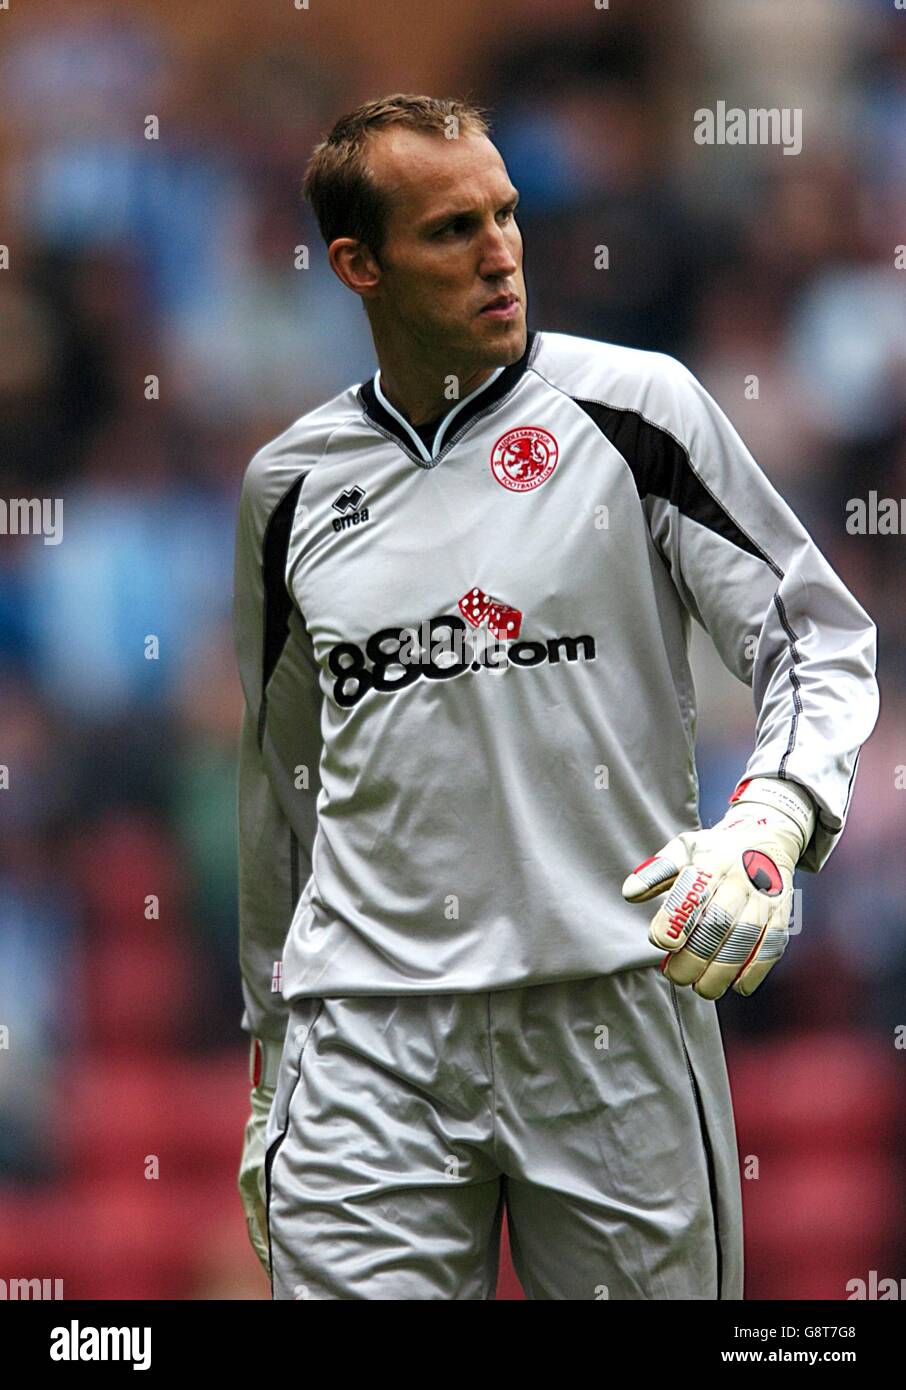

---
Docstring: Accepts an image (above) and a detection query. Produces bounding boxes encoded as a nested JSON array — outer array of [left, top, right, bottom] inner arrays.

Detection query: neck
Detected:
[[369, 314, 506, 426], [376, 360, 497, 428]]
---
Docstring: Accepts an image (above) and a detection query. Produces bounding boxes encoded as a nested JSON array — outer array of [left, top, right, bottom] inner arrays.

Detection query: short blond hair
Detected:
[[302, 93, 492, 262]]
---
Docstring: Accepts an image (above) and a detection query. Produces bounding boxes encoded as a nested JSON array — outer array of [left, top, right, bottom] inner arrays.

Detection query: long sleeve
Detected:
[[233, 452, 323, 1041], [642, 359, 880, 873]]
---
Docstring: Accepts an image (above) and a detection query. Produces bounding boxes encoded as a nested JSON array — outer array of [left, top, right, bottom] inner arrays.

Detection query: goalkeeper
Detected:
[[233, 94, 880, 1300]]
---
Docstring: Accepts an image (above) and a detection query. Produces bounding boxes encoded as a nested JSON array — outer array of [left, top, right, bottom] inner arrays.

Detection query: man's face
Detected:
[[363, 128, 527, 370]]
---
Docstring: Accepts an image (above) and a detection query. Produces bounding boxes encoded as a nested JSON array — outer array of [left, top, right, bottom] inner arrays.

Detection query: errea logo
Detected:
[[332, 485, 370, 533]]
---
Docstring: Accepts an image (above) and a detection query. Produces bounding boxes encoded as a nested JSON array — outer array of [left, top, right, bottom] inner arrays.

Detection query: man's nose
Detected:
[[479, 223, 518, 277]]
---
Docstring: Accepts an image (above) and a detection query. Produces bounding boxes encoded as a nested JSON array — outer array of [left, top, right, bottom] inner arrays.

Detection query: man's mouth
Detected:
[[479, 295, 520, 319]]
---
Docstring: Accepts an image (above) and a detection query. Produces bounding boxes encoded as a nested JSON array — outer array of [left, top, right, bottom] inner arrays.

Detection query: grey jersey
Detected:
[[233, 329, 880, 1040]]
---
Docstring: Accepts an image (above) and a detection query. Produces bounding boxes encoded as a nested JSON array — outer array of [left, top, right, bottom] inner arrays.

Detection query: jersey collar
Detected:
[[358, 328, 538, 466]]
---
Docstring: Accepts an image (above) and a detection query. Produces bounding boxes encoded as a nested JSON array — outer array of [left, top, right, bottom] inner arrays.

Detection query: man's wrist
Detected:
[[728, 775, 817, 856]]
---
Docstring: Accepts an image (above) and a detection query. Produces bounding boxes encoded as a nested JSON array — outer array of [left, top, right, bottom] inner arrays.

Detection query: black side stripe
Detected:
[[290, 826, 300, 907], [263, 1128, 284, 1298], [257, 475, 306, 750], [573, 397, 779, 571], [839, 747, 862, 828], [263, 1001, 326, 1299], [669, 981, 724, 1299]]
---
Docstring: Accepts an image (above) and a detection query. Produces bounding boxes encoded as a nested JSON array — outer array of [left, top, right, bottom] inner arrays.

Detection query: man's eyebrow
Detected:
[[422, 189, 520, 232]]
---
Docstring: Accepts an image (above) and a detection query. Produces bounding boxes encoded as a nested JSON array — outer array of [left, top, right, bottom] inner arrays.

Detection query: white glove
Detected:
[[621, 777, 816, 1000], [237, 1037, 282, 1278]]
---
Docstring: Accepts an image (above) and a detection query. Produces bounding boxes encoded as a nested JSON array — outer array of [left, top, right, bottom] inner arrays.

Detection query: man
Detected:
[[233, 94, 879, 1300]]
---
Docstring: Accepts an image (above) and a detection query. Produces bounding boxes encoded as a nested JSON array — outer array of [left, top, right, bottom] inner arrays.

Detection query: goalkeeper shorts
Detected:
[[264, 964, 744, 1300]]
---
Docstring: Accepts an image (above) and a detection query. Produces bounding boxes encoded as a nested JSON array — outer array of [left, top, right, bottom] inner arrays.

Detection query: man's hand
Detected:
[[621, 777, 816, 1000], [237, 1038, 281, 1279]]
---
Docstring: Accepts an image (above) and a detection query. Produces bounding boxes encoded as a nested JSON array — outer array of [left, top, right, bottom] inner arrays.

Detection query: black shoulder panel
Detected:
[[574, 397, 768, 563]]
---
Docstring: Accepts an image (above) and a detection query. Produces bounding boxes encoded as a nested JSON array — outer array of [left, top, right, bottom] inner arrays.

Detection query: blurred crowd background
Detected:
[[0, 0, 904, 1300]]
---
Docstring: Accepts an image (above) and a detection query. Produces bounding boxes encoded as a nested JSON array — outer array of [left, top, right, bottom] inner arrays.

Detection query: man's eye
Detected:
[[434, 208, 515, 237]]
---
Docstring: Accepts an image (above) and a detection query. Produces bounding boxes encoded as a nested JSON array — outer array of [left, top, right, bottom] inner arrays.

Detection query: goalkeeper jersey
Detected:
[[233, 328, 880, 1040]]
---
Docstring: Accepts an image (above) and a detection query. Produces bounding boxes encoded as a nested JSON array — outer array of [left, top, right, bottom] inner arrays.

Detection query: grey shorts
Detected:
[[264, 966, 744, 1300]]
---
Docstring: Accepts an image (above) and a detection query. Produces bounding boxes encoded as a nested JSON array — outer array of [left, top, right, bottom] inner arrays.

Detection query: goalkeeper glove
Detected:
[[237, 1037, 282, 1279], [621, 776, 816, 1000]]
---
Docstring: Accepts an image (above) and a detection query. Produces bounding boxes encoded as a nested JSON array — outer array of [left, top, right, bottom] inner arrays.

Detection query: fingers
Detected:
[[648, 861, 745, 954], [661, 909, 788, 999], [670, 934, 763, 999], [622, 857, 678, 903], [625, 832, 793, 1000], [651, 867, 788, 998], [661, 937, 753, 997], [621, 835, 692, 903], [731, 925, 788, 996]]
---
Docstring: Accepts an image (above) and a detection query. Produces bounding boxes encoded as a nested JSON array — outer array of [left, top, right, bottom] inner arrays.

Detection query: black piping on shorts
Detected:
[[668, 981, 724, 1300], [264, 1000, 326, 1298]]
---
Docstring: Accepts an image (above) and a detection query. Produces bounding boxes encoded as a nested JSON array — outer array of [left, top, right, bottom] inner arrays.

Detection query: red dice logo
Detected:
[[458, 587, 522, 639]]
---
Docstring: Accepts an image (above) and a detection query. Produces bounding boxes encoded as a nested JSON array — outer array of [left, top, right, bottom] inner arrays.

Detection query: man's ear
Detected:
[[328, 237, 382, 299]]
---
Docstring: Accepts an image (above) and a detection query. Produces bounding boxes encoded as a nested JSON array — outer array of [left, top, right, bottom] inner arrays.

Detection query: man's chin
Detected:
[[472, 312, 527, 364]]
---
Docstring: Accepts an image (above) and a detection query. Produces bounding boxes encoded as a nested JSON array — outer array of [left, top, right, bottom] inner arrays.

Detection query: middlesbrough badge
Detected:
[[490, 426, 559, 492]]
